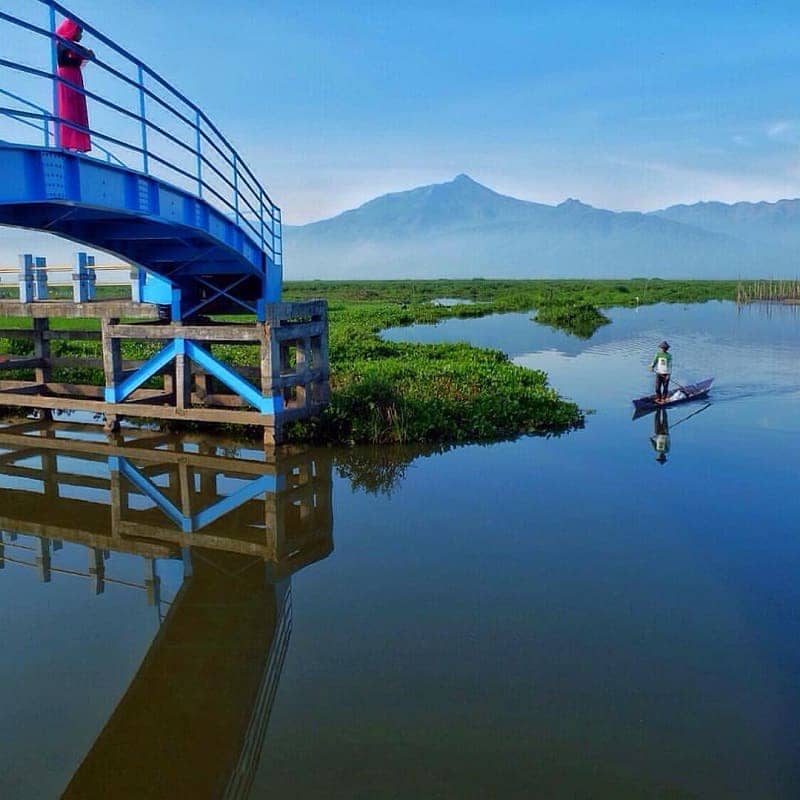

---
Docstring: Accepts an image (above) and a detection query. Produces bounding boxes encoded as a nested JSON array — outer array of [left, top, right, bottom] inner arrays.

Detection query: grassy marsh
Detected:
[[0, 279, 739, 445]]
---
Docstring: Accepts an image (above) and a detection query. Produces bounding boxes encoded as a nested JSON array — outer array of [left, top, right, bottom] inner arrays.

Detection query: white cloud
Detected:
[[766, 120, 800, 143]]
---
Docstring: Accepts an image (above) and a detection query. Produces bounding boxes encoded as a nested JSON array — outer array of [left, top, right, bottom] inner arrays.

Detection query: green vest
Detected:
[[652, 351, 672, 375]]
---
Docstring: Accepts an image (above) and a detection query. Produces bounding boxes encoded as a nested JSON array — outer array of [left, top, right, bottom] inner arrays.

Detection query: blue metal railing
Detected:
[[0, 87, 125, 165], [0, 0, 282, 269]]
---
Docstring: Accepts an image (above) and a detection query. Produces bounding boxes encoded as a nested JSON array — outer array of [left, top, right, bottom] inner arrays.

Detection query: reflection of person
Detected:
[[649, 340, 672, 403], [55, 19, 94, 152], [650, 407, 670, 464]]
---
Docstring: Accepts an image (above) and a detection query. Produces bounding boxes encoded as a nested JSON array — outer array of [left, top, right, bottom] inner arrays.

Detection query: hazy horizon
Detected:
[[3, 0, 800, 226], [3, 171, 800, 273]]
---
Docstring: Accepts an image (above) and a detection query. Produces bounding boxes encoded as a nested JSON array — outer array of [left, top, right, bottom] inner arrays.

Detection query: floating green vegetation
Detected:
[[0, 279, 740, 446], [533, 302, 611, 339]]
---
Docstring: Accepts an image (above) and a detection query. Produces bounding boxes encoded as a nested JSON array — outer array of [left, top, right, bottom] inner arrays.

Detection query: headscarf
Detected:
[[56, 18, 82, 42]]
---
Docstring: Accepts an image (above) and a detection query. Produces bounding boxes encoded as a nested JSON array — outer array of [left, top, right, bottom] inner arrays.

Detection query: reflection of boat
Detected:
[[632, 377, 714, 418], [0, 420, 333, 800]]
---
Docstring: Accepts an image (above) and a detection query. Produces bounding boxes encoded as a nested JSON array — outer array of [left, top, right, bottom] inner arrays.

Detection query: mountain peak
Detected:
[[452, 173, 478, 185], [558, 197, 591, 209]]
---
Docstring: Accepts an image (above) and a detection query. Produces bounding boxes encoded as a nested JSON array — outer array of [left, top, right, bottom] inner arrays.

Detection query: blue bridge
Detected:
[[0, 0, 282, 321], [0, 2, 328, 441]]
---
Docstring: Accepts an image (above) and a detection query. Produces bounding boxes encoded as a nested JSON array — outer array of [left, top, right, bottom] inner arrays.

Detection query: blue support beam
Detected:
[[106, 340, 181, 403], [185, 342, 280, 414], [102, 335, 280, 413]]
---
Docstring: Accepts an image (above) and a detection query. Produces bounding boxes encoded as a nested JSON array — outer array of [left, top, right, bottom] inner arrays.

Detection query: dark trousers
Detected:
[[655, 373, 670, 399]]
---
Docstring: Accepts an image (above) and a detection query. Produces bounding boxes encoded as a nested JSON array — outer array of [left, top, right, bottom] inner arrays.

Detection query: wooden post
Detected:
[[33, 318, 52, 420], [191, 343, 211, 404], [101, 318, 122, 432], [261, 322, 283, 446], [33, 318, 51, 384], [295, 336, 308, 408], [175, 345, 191, 414], [311, 334, 331, 404]]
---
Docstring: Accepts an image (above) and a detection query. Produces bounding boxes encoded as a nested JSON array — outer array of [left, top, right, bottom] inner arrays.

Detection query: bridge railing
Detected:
[[0, 0, 282, 271]]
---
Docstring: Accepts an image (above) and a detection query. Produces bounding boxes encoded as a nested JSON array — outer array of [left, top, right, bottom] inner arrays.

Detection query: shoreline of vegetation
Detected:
[[282, 279, 738, 444], [0, 279, 740, 445]]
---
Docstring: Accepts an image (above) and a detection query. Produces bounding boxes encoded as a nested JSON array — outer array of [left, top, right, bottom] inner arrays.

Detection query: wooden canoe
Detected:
[[632, 377, 714, 417]]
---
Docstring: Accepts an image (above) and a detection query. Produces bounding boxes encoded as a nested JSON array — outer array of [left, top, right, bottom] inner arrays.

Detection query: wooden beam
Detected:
[[108, 323, 265, 342], [0, 300, 155, 319]]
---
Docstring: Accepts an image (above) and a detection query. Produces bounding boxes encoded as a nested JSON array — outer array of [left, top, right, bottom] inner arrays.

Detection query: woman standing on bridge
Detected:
[[55, 19, 94, 152]]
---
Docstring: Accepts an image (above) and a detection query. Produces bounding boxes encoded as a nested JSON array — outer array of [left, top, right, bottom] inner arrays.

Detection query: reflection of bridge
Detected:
[[0, 420, 334, 799]]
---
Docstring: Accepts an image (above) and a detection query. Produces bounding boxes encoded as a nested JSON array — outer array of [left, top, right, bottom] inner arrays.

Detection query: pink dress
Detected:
[[55, 19, 91, 152]]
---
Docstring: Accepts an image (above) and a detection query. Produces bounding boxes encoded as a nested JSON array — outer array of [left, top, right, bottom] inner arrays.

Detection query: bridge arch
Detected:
[[0, 0, 282, 320]]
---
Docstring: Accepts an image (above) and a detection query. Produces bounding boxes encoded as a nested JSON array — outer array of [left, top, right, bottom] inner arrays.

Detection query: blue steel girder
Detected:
[[104, 337, 281, 414], [0, 144, 278, 318]]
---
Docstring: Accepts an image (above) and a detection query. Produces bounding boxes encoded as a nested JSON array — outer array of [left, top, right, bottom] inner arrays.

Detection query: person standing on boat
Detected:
[[650, 407, 670, 464], [55, 18, 94, 153], [650, 341, 672, 403]]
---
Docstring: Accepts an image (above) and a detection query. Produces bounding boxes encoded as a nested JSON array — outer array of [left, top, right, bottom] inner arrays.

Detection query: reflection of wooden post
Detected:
[[178, 458, 192, 518], [102, 318, 122, 433], [109, 462, 123, 539], [182, 546, 193, 579], [264, 493, 285, 563], [0, 535, 4, 570], [42, 443, 58, 499], [37, 538, 51, 583], [144, 558, 160, 606], [198, 442, 217, 501], [89, 547, 105, 595]]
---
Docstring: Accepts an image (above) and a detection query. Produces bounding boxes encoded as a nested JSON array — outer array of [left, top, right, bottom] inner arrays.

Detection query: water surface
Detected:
[[2, 301, 800, 799]]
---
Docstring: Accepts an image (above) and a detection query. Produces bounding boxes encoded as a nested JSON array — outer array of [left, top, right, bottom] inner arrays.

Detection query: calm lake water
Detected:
[[2, 301, 800, 799]]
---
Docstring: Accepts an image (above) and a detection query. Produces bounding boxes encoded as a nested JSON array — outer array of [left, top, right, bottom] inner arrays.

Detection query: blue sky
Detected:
[[8, 1, 800, 223]]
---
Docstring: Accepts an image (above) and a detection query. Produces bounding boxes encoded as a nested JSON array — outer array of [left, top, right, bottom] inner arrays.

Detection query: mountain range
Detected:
[[284, 174, 800, 279], [2, 174, 799, 279]]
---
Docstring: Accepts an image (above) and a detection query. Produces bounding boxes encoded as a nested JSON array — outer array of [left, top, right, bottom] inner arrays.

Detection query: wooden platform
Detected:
[[0, 300, 330, 443]]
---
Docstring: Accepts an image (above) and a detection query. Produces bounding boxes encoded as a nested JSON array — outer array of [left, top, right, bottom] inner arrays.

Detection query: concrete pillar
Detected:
[[18, 254, 34, 303], [33, 257, 48, 300], [73, 252, 97, 302]]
